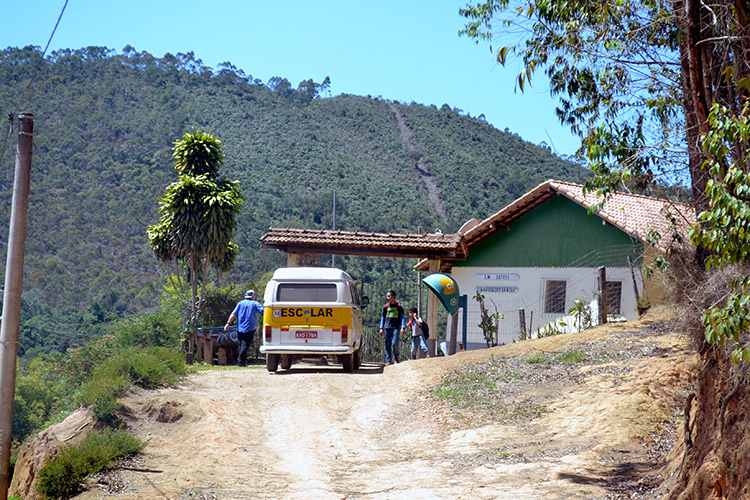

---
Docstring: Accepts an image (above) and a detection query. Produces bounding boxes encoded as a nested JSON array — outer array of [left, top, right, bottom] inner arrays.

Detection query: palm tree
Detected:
[[147, 130, 243, 327]]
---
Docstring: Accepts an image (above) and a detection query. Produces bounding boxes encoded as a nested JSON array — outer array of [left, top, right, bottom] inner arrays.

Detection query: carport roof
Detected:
[[260, 227, 464, 259]]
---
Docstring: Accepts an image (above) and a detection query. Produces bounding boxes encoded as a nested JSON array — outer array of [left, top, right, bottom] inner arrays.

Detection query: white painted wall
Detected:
[[448, 266, 643, 348]]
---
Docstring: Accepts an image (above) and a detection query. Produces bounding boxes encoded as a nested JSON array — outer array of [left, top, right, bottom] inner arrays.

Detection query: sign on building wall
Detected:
[[475, 286, 519, 294], [476, 273, 520, 281]]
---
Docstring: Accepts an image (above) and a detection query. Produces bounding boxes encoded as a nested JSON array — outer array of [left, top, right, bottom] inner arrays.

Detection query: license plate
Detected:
[[295, 331, 318, 339]]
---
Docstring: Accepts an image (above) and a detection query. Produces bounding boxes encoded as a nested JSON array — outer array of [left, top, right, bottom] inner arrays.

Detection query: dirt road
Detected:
[[73, 310, 698, 500]]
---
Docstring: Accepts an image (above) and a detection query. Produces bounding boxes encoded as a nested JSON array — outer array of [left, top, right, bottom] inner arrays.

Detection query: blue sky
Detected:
[[2, 0, 582, 156]]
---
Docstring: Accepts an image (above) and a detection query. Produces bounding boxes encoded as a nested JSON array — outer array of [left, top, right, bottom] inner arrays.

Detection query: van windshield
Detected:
[[277, 283, 338, 302]]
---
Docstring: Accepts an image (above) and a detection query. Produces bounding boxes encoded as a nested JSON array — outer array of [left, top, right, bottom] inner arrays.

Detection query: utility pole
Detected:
[[331, 190, 336, 268], [0, 113, 33, 500]]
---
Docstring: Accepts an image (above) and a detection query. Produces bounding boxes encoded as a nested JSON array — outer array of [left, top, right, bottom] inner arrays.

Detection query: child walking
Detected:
[[407, 307, 431, 360]]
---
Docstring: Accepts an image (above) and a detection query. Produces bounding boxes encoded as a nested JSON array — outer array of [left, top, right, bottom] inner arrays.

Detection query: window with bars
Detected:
[[544, 280, 567, 314], [606, 281, 622, 315]]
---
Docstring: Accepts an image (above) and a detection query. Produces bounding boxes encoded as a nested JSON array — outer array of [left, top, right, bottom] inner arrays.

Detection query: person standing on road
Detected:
[[225, 289, 264, 367], [407, 307, 430, 360], [379, 290, 405, 365]]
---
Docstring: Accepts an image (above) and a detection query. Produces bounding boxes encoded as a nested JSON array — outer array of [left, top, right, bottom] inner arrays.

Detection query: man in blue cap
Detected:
[[225, 290, 264, 367]]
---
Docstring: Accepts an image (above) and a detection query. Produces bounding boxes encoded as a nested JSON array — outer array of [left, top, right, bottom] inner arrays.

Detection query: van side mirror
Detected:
[[361, 296, 370, 309]]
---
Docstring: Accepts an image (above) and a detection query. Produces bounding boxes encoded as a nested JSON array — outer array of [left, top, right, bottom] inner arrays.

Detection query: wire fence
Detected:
[[458, 244, 649, 348], [359, 279, 422, 364]]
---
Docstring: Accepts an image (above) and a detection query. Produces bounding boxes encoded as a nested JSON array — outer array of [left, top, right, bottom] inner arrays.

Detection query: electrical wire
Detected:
[[0, 0, 69, 166]]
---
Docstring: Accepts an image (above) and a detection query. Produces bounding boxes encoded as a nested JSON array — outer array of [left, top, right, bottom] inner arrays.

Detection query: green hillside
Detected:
[[0, 46, 588, 354]]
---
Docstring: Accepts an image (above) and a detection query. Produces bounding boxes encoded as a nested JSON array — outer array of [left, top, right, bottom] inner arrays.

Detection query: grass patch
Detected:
[[524, 353, 552, 366], [496, 368, 520, 382], [432, 369, 496, 408], [431, 358, 526, 412], [554, 350, 588, 364], [36, 428, 144, 499]]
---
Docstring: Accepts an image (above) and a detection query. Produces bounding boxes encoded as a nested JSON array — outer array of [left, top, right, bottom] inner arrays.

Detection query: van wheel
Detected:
[[341, 353, 354, 373], [353, 349, 361, 370], [266, 354, 280, 372], [280, 355, 292, 370]]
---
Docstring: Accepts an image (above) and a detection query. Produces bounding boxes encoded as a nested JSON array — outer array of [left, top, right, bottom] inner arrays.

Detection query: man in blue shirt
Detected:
[[225, 290, 264, 367]]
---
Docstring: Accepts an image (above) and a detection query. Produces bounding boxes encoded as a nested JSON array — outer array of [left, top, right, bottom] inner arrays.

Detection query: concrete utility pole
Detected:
[[0, 113, 33, 500]]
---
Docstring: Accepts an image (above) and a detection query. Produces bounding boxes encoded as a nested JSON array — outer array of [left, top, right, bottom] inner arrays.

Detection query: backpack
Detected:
[[420, 318, 430, 339]]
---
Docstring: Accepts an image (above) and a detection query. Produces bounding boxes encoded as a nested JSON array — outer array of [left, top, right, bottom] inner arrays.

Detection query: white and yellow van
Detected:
[[260, 267, 369, 372]]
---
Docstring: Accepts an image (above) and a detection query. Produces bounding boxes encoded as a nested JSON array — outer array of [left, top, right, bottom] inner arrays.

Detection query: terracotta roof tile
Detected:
[[260, 227, 460, 258], [463, 179, 696, 254]]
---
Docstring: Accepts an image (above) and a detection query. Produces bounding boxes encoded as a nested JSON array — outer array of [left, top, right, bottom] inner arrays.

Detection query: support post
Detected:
[[460, 295, 468, 351], [598, 266, 608, 325], [519, 309, 527, 339], [286, 253, 301, 267], [449, 313, 459, 355], [426, 259, 440, 356], [0, 113, 34, 500]]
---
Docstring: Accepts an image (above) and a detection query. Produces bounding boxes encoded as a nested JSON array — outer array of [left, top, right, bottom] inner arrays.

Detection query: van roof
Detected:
[[270, 267, 355, 282]]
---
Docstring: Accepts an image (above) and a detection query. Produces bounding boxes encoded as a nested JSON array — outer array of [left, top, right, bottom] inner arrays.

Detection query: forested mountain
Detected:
[[0, 45, 588, 354]]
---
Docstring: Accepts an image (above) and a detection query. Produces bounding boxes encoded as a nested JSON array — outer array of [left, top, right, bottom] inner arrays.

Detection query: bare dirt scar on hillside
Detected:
[[73, 310, 698, 500]]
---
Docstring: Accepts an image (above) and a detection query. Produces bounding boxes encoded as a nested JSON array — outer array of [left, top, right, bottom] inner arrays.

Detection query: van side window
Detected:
[[277, 283, 338, 302]]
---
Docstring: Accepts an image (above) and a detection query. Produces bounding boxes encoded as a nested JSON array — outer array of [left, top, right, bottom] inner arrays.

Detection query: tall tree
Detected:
[[147, 130, 243, 327]]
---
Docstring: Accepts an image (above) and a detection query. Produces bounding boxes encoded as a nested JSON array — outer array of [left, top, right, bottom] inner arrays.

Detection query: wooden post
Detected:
[[519, 309, 527, 338], [203, 338, 214, 365], [598, 266, 608, 325], [528, 310, 534, 337], [186, 332, 195, 365], [0, 113, 34, 500], [449, 313, 459, 355]]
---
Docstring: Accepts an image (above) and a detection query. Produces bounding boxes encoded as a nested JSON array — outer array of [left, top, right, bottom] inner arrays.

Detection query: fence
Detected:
[[359, 279, 423, 364], [456, 246, 648, 348]]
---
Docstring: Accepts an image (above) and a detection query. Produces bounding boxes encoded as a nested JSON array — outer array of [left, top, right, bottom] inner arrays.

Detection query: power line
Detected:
[[0, 0, 69, 166]]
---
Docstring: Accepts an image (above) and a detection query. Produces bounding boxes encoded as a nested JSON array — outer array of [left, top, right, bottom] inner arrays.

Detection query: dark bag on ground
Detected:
[[421, 319, 430, 339]]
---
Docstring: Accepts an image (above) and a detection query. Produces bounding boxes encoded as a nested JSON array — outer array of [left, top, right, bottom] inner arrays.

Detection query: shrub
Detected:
[[62, 335, 119, 386], [80, 374, 130, 424], [109, 305, 181, 348], [36, 429, 144, 499], [13, 355, 74, 441], [197, 283, 246, 327], [82, 346, 187, 422]]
